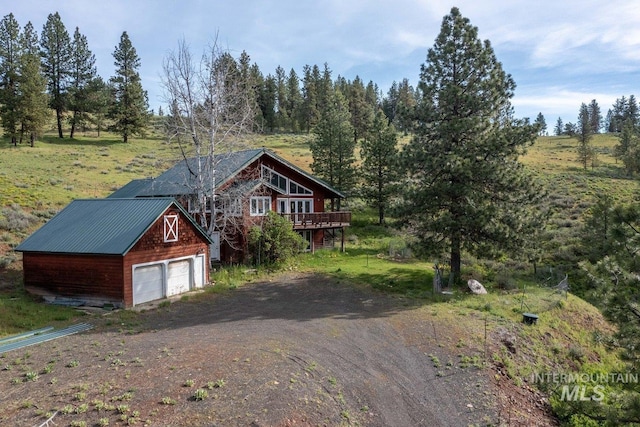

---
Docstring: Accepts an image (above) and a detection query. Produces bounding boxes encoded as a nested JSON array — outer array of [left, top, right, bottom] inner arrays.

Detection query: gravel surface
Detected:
[[0, 272, 500, 426]]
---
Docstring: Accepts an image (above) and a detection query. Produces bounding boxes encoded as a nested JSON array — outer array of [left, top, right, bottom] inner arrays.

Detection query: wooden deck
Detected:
[[280, 211, 351, 230]]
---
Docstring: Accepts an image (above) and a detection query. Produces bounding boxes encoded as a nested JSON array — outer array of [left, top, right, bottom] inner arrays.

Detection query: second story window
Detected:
[[250, 196, 271, 216]]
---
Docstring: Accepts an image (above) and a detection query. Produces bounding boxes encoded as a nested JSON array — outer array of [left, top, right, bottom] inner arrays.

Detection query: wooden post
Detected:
[[341, 227, 345, 252]]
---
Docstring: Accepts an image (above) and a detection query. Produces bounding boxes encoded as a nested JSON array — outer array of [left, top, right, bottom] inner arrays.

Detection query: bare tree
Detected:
[[161, 37, 255, 252]]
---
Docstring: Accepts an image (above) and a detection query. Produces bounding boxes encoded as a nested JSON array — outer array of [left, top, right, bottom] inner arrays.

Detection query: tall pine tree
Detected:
[[19, 21, 49, 146], [40, 12, 71, 138], [360, 109, 399, 224], [398, 7, 544, 283], [109, 31, 148, 142], [310, 88, 355, 210], [0, 13, 21, 144], [68, 26, 96, 138]]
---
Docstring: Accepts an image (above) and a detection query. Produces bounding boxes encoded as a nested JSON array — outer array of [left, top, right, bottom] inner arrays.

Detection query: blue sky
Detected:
[[9, 0, 640, 126]]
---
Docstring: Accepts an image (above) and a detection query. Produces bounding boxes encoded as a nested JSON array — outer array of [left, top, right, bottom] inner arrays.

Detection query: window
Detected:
[[215, 196, 242, 217], [262, 166, 287, 193], [289, 180, 312, 195], [188, 196, 212, 213], [262, 165, 312, 195], [164, 215, 179, 242], [250, 196, 271, 216]]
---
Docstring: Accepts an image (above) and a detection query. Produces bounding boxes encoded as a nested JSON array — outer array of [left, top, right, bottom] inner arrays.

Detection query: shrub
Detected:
[[0, 204, 38, 231], [248, 211, 307, 265]]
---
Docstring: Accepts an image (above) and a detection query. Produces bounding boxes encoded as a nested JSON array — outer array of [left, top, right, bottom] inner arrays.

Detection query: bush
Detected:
[[0, 204, 38, 232], [248, 211, 307, 265]]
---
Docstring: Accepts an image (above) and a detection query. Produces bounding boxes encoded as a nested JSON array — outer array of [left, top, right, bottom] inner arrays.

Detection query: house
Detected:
[[114, 148, 351, 262], [15, 198, 213, 308]]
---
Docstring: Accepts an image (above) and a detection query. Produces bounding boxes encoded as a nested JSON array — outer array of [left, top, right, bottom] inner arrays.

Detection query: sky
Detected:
[[8, 0, 640, 126]]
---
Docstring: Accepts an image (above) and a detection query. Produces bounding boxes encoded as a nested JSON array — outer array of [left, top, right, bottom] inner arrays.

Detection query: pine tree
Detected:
[[40, 12, 71, 138], [394, 78, 416, 134], [286, 68, 302, 132], [347, 75, 373, 144], [534, 112, 547, 135], [68, 26, 96, 138], [360, 109, 399, 224], [109, 31, 148, 142], [18, 21, 49, 146], [554, 117, 563, 136], [274, 66, 288, 131], [310, 88, 355, 210], [397, 7, 545, 283], [587, 99, 602, 134], [0, 13, 21, 144], [576, 103, 594, 169]]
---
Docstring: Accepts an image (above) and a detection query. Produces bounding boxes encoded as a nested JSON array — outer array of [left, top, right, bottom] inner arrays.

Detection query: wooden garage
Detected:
[[16, 198, 212, 308]]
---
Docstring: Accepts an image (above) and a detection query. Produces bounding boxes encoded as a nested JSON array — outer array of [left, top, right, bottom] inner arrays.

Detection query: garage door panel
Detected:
[[133, 264, 163, 305], [167, 260, 191, 297]]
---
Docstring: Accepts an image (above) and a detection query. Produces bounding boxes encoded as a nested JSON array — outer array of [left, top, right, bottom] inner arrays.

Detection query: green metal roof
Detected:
[[107, 178, 154, 198], [15, 198, 212, 255], [109, 148, 345, 199]]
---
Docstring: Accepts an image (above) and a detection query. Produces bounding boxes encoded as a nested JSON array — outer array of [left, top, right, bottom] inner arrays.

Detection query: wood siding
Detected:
[[22, 253, 124, 302]]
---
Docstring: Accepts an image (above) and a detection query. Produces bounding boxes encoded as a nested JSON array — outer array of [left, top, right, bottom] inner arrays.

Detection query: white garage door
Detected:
[[133, 264, 163, 305], [167, 259, 191, 297]]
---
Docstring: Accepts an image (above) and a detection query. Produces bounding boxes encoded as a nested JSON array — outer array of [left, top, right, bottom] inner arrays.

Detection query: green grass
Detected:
[[0, 290, 79, 336]]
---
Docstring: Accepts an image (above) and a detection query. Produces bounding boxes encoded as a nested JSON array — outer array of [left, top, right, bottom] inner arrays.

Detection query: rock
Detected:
[[467, 279, 487, 294]]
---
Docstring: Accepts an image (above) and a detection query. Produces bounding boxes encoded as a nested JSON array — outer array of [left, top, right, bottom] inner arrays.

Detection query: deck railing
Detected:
[[280, 211, 351, 229]]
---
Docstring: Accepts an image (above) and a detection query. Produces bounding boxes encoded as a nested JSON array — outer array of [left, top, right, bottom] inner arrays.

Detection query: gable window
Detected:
[[262, 165, 312, 195], [289, 180, 312, 195], [164, 214, 179, 242], [250, 196, 271, 216]]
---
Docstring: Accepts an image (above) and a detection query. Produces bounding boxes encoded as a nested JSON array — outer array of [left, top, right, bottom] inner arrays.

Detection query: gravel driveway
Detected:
[[0, 272, 497, 426]]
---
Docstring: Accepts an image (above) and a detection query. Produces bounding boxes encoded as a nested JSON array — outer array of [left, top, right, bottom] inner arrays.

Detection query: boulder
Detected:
[[467, 279, 487, 294]]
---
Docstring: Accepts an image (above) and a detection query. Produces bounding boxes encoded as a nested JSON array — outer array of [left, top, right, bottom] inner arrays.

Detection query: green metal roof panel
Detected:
[[107, 178, 154, 198], [137, 149, 264, 197], [16, 198, 185, 255]]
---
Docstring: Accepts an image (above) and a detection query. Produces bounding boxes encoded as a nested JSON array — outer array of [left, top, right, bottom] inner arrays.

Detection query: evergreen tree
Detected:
[[360, 109, 399, 224], [258, 73, 276, 132], [301, 64, 319, 133], [554, 117, 563, 136], [382, 81, 399, 124], [587, 99, 602, 134], [274, 66, 288, 131], [576, 103, 594, 169], [397, 7, 545, 283], [285, 68, 302, 132], [365, 80, 380, 109], [615, 119, 640, 175], [0, 13, 21, 144], [18, 21, 48, 146], [394, 78, 416, 134], [534, 112, 546, 136], [347, 75, 373, 144], [109, 31, 148, 142], [85, 76, 110, 136], [310, 88, 355, 210], [68, 26, 96, 138], [40, 12, 71, 138], [627, 94, 639, 126]]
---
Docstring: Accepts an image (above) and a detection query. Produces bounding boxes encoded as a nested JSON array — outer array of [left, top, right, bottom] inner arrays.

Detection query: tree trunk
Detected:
[[70, 111, 76, 139], [30, 133, 35, 147], [450, 230, 462, 287], [56, 108, 64, 138]]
